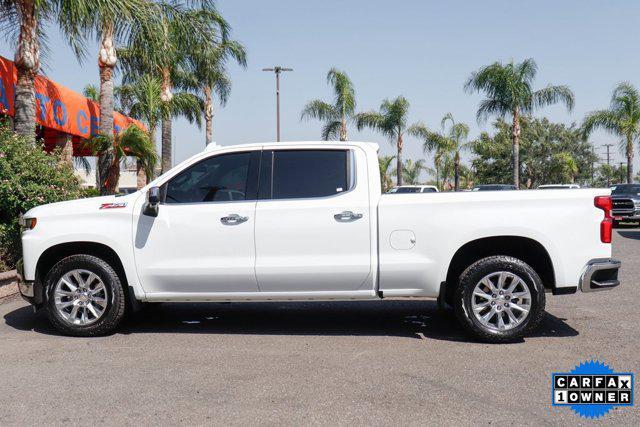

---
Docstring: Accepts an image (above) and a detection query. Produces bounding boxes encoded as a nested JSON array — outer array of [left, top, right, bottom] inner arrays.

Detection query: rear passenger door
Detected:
[[254, 148, 372, 293]]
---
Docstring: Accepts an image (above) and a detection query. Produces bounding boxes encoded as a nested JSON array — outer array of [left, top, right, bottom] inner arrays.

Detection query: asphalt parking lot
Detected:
[[1, 230, 639, 426]]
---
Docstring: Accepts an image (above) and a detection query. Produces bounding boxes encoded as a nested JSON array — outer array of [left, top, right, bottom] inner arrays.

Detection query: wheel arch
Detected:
[[35, 241, 136, 308], [443, 236, 555, 303]]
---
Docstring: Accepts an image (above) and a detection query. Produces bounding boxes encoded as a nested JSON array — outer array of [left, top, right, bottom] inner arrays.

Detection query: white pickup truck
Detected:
[[18, 141, 621, 342]]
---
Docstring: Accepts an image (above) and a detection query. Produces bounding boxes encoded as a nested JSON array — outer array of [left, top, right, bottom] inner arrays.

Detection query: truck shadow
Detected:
[[4, 300, 578, 343]]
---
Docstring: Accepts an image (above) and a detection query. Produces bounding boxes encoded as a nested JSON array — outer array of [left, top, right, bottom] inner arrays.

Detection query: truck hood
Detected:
[[23, 193, 140, 218]]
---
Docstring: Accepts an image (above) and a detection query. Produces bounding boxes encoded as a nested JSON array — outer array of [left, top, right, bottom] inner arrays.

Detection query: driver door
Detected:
[[133, 150, 260, 295]]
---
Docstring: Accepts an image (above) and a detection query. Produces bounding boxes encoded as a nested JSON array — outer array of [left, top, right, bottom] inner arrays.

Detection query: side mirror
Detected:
[[143, 186, 160, 217]]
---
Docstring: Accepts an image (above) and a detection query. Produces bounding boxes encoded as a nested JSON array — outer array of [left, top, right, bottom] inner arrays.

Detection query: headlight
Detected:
[[19, 215, 37, 230]]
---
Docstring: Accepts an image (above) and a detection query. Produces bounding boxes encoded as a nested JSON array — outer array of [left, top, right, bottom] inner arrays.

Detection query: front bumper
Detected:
[[612, 209, 640, 220], [16, 259, 43, 308], [580, 258, 621, 292]]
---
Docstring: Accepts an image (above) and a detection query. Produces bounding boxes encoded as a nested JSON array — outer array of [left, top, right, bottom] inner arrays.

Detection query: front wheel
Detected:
[[44, 255, 126, 336], [453, 256, 545, 343]]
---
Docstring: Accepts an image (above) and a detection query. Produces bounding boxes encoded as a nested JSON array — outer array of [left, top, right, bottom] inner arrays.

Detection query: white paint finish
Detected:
[[377, 188, 612, 296], [132, 199, 259, 294], [254, 146, 373, 292], [20, 194, 142, 297], [20, 140, 612, 305]]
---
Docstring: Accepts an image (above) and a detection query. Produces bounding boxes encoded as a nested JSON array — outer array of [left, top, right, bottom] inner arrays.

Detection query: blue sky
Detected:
[[1, 0, 639, 174]]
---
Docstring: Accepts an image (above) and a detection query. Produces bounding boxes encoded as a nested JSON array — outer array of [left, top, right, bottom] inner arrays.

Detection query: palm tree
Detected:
[[464, 58, 574, 188], [414, 113, 471, 191], [356, 96, 423, 186], [378, 155, 395, 192], [118, 75, 162, 186], [0, 0, 66, 142], [582, 82, 640, 183], [118, 73, 203, 180], [187, 40, 246, 146], [83, 125, 156, 193], [397, 159, 425, 185], [121, 5, 229, 174], [55, 0, 158, 194], [302, 68, 356, 141]]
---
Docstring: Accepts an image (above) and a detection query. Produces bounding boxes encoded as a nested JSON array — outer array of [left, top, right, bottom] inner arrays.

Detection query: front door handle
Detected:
[[220, 214, 248, 225], [334, 211, 363, 222]]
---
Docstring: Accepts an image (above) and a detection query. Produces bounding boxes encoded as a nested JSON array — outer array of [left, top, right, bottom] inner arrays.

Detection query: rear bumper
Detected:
[[580, 258, 621, 292]]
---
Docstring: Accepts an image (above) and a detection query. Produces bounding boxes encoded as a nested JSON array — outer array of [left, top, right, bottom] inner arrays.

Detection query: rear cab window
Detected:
[[260, 149, 353, 200]]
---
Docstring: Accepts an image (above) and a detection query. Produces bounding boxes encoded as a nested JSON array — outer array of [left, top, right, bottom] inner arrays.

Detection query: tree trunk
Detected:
[[454, 151, 460, 191], [435, 161, 440, 191], [339, 115, 347, 141], [149, 123, 161, 178], [396, 133, 403, 186], [511, 107, 521, 189], [13, 1, 39, 143], [161, 117, 172, 174], [626, 134, 634, 184], [204, 85, 213, 146], [160, 68, 173, 174], [137, 124, 156, 189], [97, 25, 117, 195], [147, 124, 159, 179], [56, 133, 73, 167], [136, 162, 146, 189]]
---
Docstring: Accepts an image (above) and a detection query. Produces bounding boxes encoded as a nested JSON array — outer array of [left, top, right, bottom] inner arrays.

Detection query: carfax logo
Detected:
[[552, 360, 634, 418]]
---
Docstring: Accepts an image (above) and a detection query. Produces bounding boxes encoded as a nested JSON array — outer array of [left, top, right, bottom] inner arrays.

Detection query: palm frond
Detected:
[[321, 120, 342, 141], [301, 100, 337, 122], [581, 110, 621, 138], [83, 84, 100, 102], [407, 122, 430, 140], [355, 111, 385, 132], [532, 85, 575, 112]]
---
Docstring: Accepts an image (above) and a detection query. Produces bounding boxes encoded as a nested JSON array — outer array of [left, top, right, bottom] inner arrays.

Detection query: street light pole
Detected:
[[263, 66, 293, 141], [603, 143, 614, 186]]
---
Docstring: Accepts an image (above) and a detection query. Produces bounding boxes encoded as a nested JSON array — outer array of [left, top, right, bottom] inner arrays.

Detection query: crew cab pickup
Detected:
[[18, 141, 621, 342], [611, 183, 640, 225]]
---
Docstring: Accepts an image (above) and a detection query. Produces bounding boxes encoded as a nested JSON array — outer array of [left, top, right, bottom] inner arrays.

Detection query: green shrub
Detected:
[[0, 123, 84, 270]]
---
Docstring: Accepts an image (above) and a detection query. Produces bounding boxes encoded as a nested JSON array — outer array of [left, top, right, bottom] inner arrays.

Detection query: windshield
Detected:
[[611, 184, 640, 195]]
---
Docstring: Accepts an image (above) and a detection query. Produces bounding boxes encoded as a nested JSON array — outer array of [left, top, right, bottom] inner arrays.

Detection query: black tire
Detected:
[[44, 254, 126, 337], [453, 255, 545, 343]]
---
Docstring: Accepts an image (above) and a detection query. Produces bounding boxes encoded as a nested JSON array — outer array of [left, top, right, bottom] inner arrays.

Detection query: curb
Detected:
[[0, 270, 19, 301]]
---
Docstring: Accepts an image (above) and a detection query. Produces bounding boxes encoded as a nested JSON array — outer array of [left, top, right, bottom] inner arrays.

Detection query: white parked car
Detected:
[[389, 185, 439, 193], [18, 141, 620, 342], [538, 184, 581, 189]]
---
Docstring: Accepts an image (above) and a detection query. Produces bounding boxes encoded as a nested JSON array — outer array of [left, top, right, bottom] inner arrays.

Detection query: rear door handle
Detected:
[[334, 211, 363, 222], [220, 214, 248, 225]]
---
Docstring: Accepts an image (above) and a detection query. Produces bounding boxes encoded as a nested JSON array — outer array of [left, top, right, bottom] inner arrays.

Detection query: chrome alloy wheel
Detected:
[[53, 269, 108, 326], [471, 271, 532, 331]]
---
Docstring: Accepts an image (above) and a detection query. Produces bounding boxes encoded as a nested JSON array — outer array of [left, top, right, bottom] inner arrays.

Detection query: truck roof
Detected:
[[204, 140, 380, 152]]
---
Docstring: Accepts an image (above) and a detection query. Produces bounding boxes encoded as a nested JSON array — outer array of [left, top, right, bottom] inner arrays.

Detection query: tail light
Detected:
[[594, 196, 612, 243]]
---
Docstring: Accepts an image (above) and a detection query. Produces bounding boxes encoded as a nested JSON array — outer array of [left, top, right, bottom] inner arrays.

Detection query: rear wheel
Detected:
[[44, 255, 126, 336], [453, 255, 545, 343]]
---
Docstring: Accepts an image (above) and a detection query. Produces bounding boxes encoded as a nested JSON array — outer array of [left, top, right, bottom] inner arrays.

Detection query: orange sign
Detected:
[[0, 55, 144, 138]]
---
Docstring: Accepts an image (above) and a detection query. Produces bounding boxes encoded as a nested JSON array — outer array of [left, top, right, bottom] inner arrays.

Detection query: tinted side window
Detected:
[[422, 188, 437, 193], [165, 152, 252, 203], [271, 150, 348, 199]]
